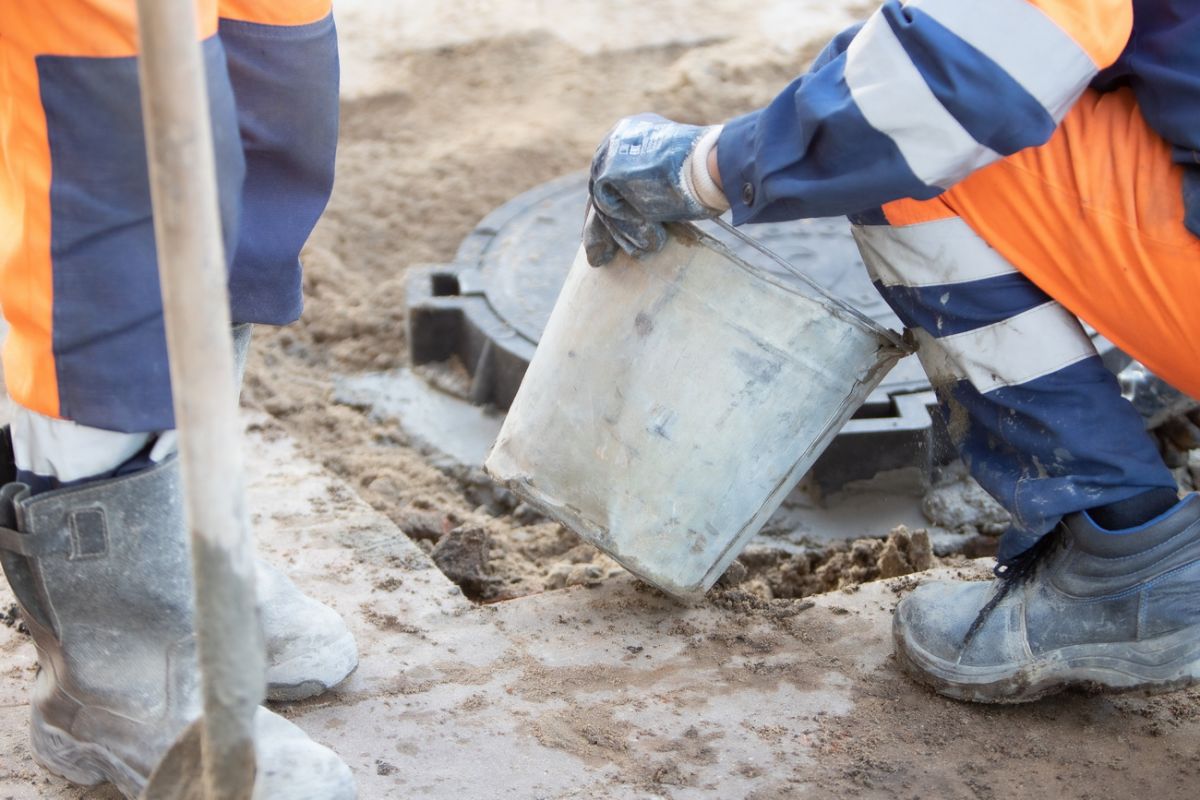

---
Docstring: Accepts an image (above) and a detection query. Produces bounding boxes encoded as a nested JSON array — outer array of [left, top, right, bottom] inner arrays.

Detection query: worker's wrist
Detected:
[[686, 126, 730, 213]]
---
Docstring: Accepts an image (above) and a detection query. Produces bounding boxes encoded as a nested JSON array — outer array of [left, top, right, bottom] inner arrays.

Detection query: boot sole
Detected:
[[266, 629, 359, 702], [894, 618, 1200, 704], [30, 707, 145, 798]]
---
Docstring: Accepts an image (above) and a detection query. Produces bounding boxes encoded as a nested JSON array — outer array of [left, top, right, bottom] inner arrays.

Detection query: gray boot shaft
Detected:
[[233, 322, 253, 389], [0, 457, 202, 783], [0, 450, 357, 798]]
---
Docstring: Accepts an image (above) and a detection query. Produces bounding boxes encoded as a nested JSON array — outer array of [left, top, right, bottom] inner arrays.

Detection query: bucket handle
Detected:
[[707, 218, 909, 352]]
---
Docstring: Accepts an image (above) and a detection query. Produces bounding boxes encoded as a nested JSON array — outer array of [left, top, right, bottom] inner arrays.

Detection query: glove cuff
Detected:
[[685, 126, 730, 213]]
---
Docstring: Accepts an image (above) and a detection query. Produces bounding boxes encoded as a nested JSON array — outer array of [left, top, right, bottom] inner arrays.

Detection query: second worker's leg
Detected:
[[853, 213, 1180, 564], [854, 212, 1200, 703], [217, 0, 340, 326], [213, 0, 355, 703]]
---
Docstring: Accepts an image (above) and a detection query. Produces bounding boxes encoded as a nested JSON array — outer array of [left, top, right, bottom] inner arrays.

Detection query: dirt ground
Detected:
[[241, 7, 861, 601], [221, 4, 1200, 798], [1, 5, 1198, 800]]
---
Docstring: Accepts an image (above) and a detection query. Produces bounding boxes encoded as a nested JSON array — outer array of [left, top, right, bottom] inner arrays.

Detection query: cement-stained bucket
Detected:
[[484, 222, 907, 599]]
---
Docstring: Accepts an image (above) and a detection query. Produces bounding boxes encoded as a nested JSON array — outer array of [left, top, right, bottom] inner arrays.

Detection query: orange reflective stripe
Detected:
[[0, 44, 60, 418], [218, 0, 332, 26], [1024, 0, 1132, 67], [2, 19, 64, 418], [933, 87, 1200, 399], [881, 196, 958, 227], [0, 0, 218, 419], [4, 0, 217, 58]]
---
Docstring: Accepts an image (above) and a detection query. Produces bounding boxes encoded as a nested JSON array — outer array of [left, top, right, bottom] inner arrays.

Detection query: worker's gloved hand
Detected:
[[585, 114, 729, 267]]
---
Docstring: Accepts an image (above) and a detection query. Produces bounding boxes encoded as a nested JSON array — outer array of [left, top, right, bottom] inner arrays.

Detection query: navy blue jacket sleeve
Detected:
[[717, 0, 1128, 225]]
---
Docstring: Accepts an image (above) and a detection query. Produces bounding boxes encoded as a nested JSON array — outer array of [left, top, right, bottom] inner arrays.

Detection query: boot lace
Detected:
[[961, 525, 1063, 648]]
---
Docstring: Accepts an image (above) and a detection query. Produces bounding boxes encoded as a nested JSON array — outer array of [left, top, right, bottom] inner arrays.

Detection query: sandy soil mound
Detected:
[[243, 17, 1200, 604], [242, 31, 831, 598]]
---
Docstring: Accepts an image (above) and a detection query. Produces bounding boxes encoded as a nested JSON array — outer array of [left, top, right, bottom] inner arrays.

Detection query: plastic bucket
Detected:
[[484, 223, 906, 599]]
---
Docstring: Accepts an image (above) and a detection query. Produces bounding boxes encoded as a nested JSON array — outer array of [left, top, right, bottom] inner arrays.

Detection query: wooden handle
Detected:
[[135, 3, 262, 798]]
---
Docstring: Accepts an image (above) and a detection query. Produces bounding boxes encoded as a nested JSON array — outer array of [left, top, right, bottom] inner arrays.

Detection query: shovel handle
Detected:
[[135, 3, 263, 799]]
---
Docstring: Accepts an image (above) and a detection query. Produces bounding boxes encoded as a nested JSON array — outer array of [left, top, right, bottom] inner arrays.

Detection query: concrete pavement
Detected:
[[2, 414, 1199, 799]]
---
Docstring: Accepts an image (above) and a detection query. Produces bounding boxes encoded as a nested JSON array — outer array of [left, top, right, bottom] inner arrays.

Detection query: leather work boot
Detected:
[[0, 457, 356, 798], [894, 495, 1200, 703]]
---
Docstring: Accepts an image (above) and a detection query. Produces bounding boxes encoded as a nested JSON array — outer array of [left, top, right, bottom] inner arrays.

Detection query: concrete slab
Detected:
[[331, 369, 986, 560], [763, 470, 989, 556], [335, 369, 504, 469], [3, 414, 1199, 799]]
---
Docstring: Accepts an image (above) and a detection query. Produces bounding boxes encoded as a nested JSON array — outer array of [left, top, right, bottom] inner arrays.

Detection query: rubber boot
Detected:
[[2, 413, 356, 703], [0, 457, 356, 798], [893, 495, 1200, 703]]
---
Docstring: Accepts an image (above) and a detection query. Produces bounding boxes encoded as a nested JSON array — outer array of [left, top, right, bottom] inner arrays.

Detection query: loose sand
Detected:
[[242, 7, 858, 600], [3, 5, 1199, 799]]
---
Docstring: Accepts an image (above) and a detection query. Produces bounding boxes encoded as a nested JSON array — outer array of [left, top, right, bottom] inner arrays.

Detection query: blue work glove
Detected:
[[584, 114, 729, 266]]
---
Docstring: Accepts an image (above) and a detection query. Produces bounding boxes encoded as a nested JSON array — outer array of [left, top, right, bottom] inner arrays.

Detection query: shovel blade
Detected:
[[140, 719, 255, 800]]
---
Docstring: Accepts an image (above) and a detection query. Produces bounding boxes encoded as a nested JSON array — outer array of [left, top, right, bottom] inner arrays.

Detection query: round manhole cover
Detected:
[[406, 172, 1123, 492], [459, 173, 928, 394]]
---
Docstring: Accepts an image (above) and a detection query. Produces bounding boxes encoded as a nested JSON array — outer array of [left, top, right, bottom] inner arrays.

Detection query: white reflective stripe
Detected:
[[908, 0, 1096, 121], [11, 408, 175, 483], [915, 302, 1097, 394], [853, 218, 1018, 288], [845, 10, 1001, 189]]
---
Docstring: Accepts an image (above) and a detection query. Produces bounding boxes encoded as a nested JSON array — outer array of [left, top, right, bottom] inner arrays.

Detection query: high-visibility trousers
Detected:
[[855, 87, 1192, 560], [0, 0, 339, 432]]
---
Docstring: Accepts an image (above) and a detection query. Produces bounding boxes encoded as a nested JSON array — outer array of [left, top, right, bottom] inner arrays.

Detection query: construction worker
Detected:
[[1, 2, 357, 795], [587, 0, 1200, 703]]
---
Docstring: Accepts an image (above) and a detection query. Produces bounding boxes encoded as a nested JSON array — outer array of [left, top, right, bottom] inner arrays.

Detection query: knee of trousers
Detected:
[[1, 32, 245, 432], [219, 11, 340, 326], [849, 216, 1102, 398], [848, 215, 1176, 538]]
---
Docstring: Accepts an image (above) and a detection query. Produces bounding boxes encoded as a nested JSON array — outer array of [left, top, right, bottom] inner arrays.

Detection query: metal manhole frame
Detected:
[[406, 173, 1130, 494]]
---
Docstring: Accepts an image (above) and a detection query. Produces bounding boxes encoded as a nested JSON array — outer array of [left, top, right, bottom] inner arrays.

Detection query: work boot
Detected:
[[894, 495, 1200, 703], [0, 458, 356, 798], [0, 415, 356, 702]]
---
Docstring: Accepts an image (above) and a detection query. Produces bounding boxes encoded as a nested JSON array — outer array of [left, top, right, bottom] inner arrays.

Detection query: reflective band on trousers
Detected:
[[853, 216, 1018, 288], [11, 408, 176, 483]]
